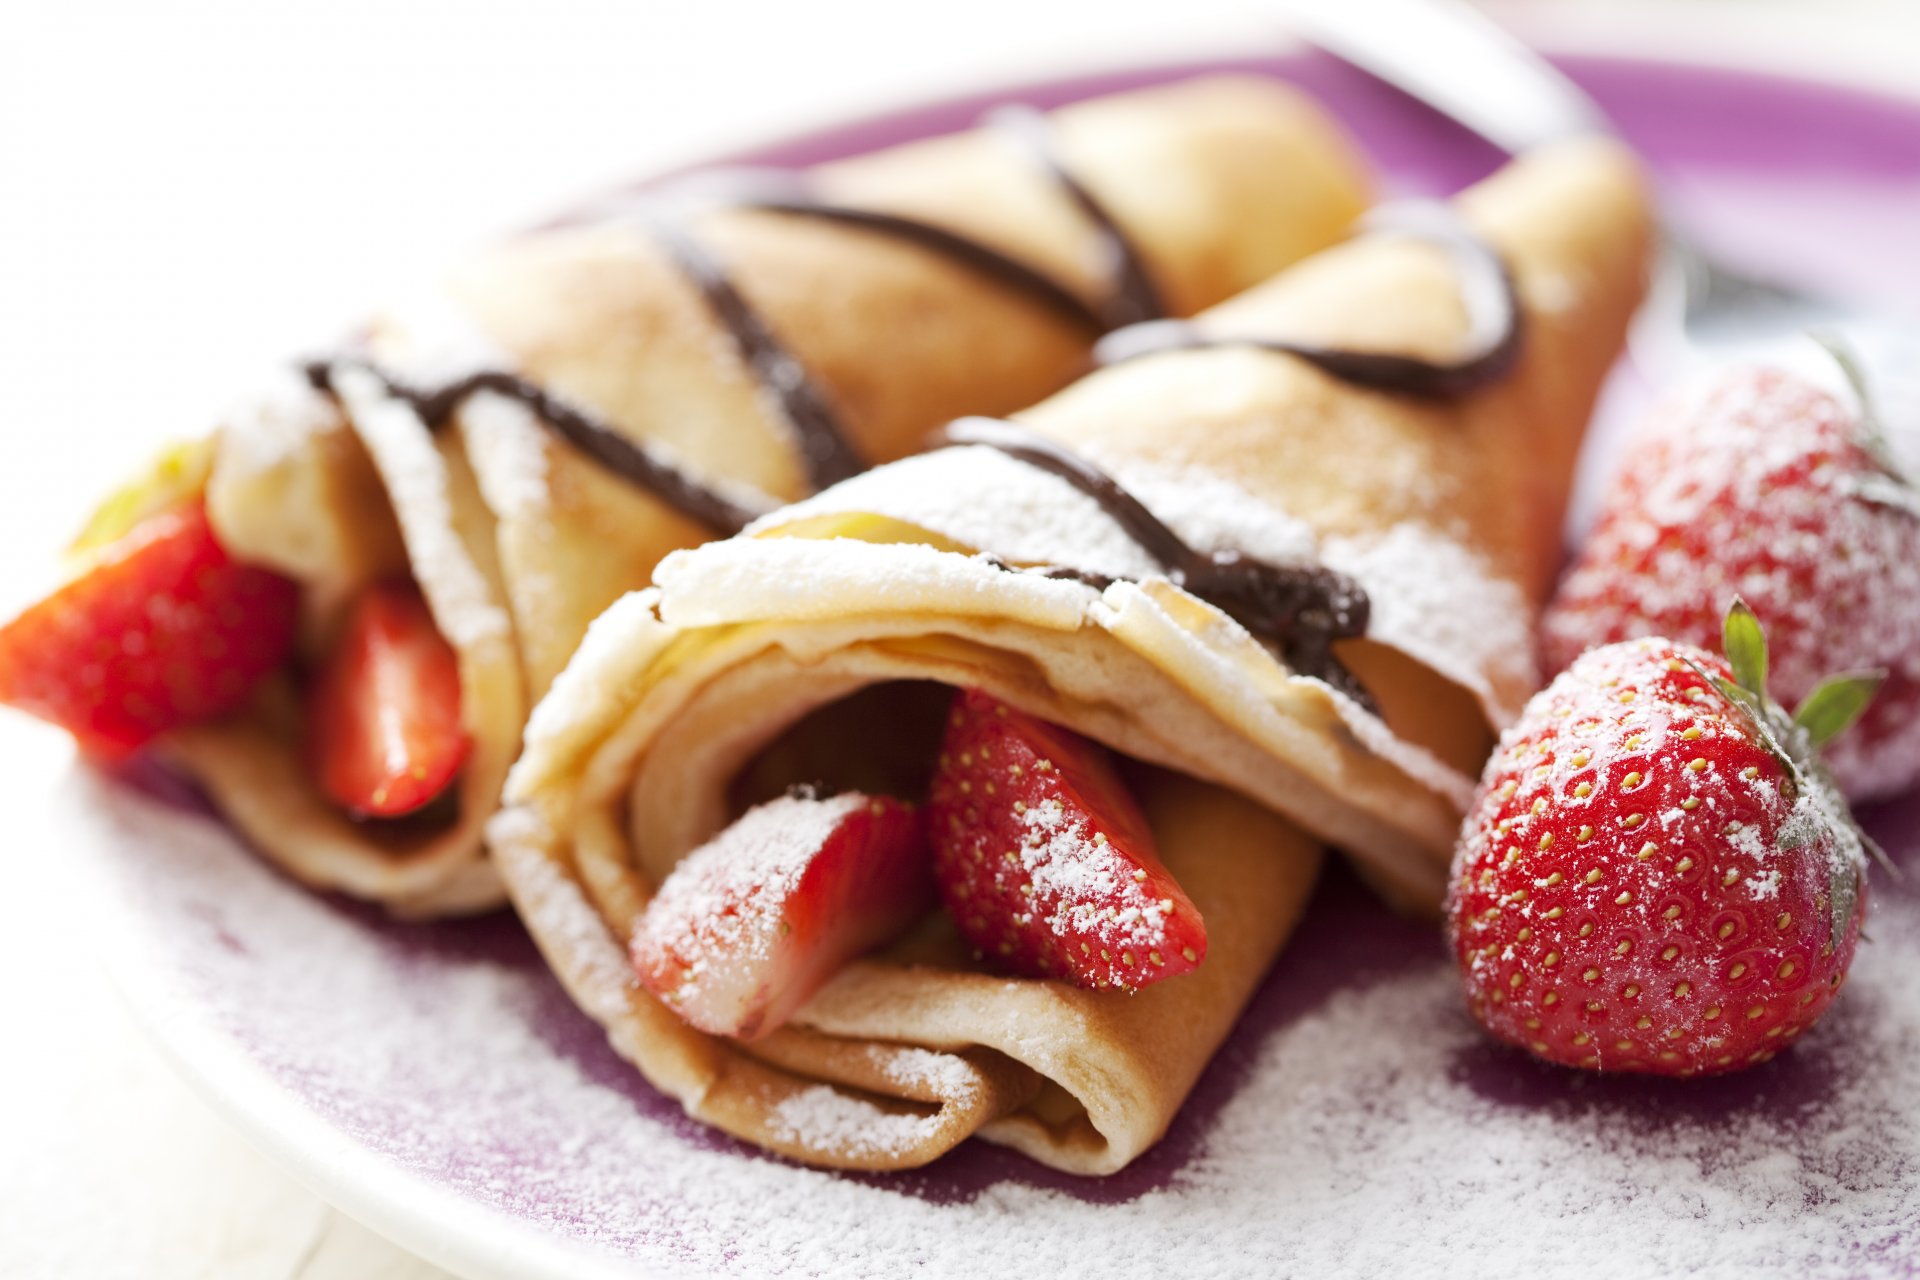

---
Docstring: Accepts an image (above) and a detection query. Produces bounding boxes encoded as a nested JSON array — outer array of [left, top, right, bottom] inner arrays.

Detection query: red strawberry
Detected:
[[632, 790, 934, 1039], [306, 581, 471, 819], [1449, 602, 1878, 1076], [927, 689, 1206, 990], [0, 500, 298, 757], [1543, 356, 1920, 801]]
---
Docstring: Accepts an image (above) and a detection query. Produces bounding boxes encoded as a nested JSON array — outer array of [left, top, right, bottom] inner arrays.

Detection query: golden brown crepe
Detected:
[[168, 75, 1373, 915], [487, 137, 1655, 1172]]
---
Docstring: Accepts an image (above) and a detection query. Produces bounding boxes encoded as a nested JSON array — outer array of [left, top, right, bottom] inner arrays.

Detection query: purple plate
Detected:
[[70, 51, 1920, 1280]]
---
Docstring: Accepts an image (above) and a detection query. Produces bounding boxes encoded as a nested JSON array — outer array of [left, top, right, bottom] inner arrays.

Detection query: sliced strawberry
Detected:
[[631, 790, 934, 1039], [306, 581, 470, 819], [927, 689, 1206, 990], [0, 500, 298, 757]]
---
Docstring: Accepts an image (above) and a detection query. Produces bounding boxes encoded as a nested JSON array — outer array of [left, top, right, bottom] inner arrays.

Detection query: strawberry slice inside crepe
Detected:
[[0, 441, 477, 826], [634, 688, 1211, 1044], [0, 498, 299, 758], [305, 581, 472, 819], [928, 690, 1207, 990], [632, 791, 936, 1039]]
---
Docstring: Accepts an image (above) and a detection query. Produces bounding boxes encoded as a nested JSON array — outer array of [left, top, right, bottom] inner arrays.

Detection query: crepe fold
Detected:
[[168, 75, 1372, 915], [486, 138, 1653, 1171]]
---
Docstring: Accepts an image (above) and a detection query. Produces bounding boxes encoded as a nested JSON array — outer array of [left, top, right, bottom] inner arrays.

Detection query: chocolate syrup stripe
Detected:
[[645, 217, 868, 491], [301, 360, 770, 536], [1092, 202, 1523, 399], [775, 199, 1127, 331], [943, 417, 1378, 712], [619, 106, 1169, 492], [291, 109, 1165, 539], [988, 105, 1167, 330]]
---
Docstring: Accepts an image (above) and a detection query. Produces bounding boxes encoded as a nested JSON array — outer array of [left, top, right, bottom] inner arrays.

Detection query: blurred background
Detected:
[[1, 1, 1916, 1275]]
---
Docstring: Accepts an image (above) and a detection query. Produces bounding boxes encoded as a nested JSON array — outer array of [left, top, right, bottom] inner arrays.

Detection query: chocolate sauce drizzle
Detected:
[[723, 177, 1109, 333], [943, 417, 1377, 711], [301, 359, 770, 536], [612, 105, 1165, 492], [988, 105, 1167, 330], [1092, 202, 1522, 399], [294, 106, 1166, 538], [644, 215, 868, 491]]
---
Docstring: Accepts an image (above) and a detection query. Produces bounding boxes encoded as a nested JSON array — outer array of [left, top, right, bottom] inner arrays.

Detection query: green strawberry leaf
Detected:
[[1793, 669, 1887, 747], [1722, 598, 1769, 698]]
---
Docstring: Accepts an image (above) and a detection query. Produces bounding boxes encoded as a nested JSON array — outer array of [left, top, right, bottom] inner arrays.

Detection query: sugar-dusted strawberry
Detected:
[[632, 790, 934, 1039], [1543, 355, 1920, 801], [305, 581, 471, 819], [0, 499, 299, 757], [927, 689, 1205, 990], [1449, 602, 1878, 1077]]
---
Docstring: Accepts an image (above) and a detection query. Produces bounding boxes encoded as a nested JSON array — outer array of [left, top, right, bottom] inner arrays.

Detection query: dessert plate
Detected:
[[67, 52, 1920, 1280]]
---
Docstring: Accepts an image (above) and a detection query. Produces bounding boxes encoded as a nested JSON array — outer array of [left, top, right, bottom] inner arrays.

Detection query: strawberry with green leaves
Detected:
[[1543, 349, 1920, 801], [1449, 601, 1879, 1076]]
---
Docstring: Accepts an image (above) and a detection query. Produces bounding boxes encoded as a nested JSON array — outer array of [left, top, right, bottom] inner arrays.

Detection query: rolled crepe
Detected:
[[166, 76, 1372, 916], [487, 137, 1654, 1172]]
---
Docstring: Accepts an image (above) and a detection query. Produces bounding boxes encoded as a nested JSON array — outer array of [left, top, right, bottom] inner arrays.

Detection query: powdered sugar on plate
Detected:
[[68, 763, 1920, 1280]]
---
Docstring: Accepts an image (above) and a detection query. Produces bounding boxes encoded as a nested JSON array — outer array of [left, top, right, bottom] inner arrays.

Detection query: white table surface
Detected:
[[2, 2, 1916, 1276]]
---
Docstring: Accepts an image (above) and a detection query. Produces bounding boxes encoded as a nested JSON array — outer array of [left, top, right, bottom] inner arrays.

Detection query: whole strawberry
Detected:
[[1448, 602, 1877, 1076], [1543, 354, 1920, 802]]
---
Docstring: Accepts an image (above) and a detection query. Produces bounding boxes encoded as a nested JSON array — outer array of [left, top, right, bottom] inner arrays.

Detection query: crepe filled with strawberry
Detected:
[[488, 138, 1654, 1172], [0, 77, 1373, 916]]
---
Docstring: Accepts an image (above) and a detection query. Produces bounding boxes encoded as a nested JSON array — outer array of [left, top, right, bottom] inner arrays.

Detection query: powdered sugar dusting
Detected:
[[653, 537, 1096, 631], [769, 1086, 949, 1162], [758, 445, 1532, 728], [460, 390, 551, 520], [509, 588, 672, 804], [754, 446, 1166, 582], [330, 367, 511, 650], [872, 1045, 980, 1099], [214, 366, 344, 472], [488, 808, 640, 1028], [1325, 524, 1538, 726], [1325, 688, 1478, 811], [1016, 796, 1173, 953], [638, 791, 868, 1020], [71, 767, 1920, 1278]]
